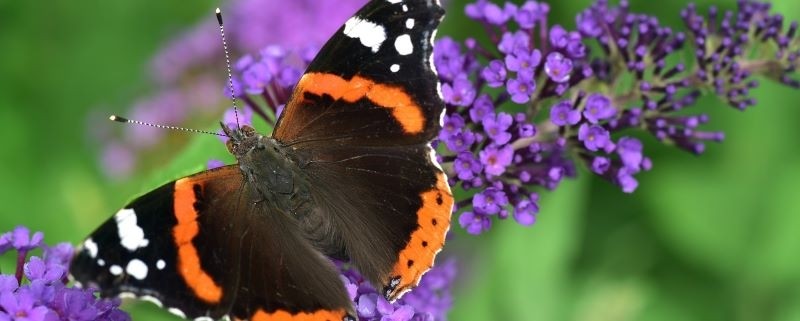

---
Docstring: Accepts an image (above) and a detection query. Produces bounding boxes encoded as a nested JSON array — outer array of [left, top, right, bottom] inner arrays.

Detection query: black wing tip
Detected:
[[215, 8, 223, 25], [109, 115, 128, 123]]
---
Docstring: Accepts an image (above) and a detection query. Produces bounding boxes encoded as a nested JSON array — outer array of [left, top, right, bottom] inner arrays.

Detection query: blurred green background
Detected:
[[1, 0, 799, 320]]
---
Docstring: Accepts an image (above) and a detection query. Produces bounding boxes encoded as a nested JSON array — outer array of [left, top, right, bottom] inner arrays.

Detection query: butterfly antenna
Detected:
[[216, 8, 240, 129], [109, 115, 227, 137]]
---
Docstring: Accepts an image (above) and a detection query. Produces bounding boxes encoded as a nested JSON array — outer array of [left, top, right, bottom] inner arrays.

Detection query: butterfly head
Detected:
[[220, 123, 261, 157]]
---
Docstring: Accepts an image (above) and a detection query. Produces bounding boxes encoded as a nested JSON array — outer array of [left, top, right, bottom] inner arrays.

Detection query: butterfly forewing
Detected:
[[272, 0, 452, 301], [274, 0, 446, 147]]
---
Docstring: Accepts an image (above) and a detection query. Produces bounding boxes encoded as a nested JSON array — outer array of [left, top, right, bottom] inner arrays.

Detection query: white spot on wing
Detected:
[[402, 4, 408, 12], [126, 259, 148, 280], [195, 317, 214, 321], [343, 17, 386, 53], [390, 64, 400, 73], [428, 146, 443, 171], [168, 308, 187, 319], [387, 0, 402, 3], [156, 259, 166, 270], [83, 238, 98, 258], [109, 265, 123, 276], [97, 259, 106, 266], [429, 29, 443, 100], [141, 295, 163, 307], [119, 292, 136, 299], [406, 18, 415, 29], [114, 208, 149, 251], [394, 34, 413, 55]]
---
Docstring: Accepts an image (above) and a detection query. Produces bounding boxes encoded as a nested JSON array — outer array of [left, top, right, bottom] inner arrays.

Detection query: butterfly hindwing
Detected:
[[71, 166, 354, 320], [296, 144, 453, 300]]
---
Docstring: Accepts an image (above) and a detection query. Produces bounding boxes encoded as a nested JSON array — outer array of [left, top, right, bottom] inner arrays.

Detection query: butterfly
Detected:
[[69, 0, 451, 320]]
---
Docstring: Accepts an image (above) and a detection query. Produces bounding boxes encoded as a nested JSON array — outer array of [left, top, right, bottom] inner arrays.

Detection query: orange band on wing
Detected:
[[173, 178, 223, 304], [247, 308, 349, 321], [386, 172, 453, 300], [296, 72, 425, 134]]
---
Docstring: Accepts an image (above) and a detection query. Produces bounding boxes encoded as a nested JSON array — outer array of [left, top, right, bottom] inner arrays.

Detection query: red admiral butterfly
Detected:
[[70, 0, 451, 320]]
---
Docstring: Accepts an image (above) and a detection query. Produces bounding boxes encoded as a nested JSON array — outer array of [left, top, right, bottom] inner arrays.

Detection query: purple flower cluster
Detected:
[[0, 227, 129, 321], [340, 259, 456, 321], [217, 45, 309, 139], [434, 0, 798, 233]]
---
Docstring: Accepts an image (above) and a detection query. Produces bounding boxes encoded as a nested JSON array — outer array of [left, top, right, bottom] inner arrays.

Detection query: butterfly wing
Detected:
[[274, 0, 445, 147], [271, 0, 452, 301], [70, 166, 354, 320]]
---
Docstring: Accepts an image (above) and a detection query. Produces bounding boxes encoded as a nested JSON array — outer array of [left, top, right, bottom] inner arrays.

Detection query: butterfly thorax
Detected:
[[222, 124, 313, 218]]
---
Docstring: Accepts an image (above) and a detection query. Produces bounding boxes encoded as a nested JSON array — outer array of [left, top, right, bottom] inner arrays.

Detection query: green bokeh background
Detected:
[[1, 0, 799, 320]]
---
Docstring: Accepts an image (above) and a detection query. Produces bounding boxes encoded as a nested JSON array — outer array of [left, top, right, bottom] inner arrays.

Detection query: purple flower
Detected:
[[482, 2, 516, 25], [505, 48, 541, 79], [43, 243, 73, 267], [444, 130, 477, 153], [498, 31, 530, 55], [617, 137, 644, 171], [465, 0, 517, 25], [469, 95, 495, 123], [617, 168, 639, 193], [479, 145, 514, 176], [220, 107, 254, 139], [513, 199, 538, 226], [515, 1, 549, 29], [0, 227, 131, 321], [481, 60, 507, 88], [591, 156, 611, 175], [454, 152, 482, 180], [442, 75, 477, 107], [506, 74, 536, 104], [565, 31, 586, 58], [24, 257, 65, 283], [582, 93, 616, 124], [550, 101, 581, 126], [459, 211, 492, 235], [340, 255, 456, 321], [433, 38, 467, 82], [473, 188, 509, 215], [10, 227, 43, 252], [576, 7, 603, 37], [382, 305, 414, 321], [549, 25, 570, 49], [465, 0, 489, 20], [0, 290, 49, 321], [0, 233, 11, 256], [356, 294, 379, 319], [518, 123, 536, 137], [544, 52, 573, 83], [0, 276, 17, 293], [482, 113, 513, 145], [578, 124, 611, 152], [441, 114, 466, 139], [51, 288, 100, 321], [241, 61, 272, 94]]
